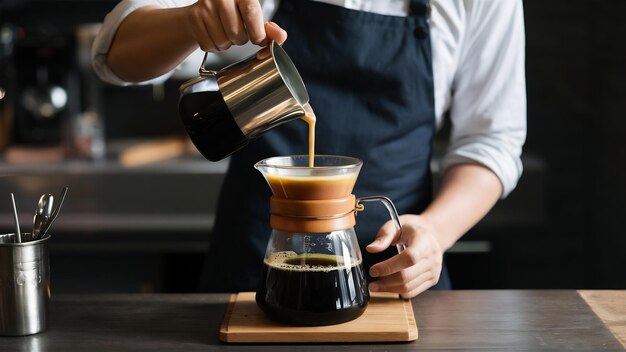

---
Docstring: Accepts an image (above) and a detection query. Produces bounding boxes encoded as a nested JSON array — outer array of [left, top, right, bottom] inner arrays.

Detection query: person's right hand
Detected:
[[185, 0, 287, 55]]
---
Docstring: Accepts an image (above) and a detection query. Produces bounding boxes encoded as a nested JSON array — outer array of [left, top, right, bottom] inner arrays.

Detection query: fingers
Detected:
[[370, 270, 434, 296], [366, 218, 401, 254], [372, 260, 441, 293], [366, 214, 444, 298], [400, 278, 439, 299], [188, 4, 218, 52], [264, 22, 287, 45], [256, 22, 287, 59], [218, 0, 247, 45], [202, 4, 231, 51], [189, 0, 286, 56], [369, 262, 440, 298], [189, 0, 266, 52], [371, 259, 429, 287], [369, 247, 418, 278], [237, 0, 265, 45]]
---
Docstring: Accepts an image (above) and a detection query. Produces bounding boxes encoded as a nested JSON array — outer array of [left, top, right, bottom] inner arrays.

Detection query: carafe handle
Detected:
[[356, 196, 407, 253]]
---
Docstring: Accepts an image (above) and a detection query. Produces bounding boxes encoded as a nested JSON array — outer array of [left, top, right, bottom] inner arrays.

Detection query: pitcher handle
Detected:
[[199, 52, 218, 76], [356, 196, 407, 253]]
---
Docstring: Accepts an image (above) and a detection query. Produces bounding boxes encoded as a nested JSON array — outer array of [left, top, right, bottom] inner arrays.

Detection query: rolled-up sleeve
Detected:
[[441, 0, 527, 198], [91, 0, 195, 86]]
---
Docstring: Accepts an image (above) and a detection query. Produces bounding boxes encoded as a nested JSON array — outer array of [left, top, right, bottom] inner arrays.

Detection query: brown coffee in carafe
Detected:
[[265, 173, 357, 200]]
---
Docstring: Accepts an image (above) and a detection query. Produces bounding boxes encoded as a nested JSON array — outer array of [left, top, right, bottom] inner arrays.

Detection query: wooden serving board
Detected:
[[219, 292, 418, 343]]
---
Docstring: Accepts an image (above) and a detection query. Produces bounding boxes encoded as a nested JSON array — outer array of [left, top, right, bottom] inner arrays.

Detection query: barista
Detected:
[[93, 0, 526, 298]]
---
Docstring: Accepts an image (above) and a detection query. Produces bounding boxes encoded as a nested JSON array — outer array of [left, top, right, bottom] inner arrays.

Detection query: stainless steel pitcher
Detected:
[[179, 41, 310, 161]]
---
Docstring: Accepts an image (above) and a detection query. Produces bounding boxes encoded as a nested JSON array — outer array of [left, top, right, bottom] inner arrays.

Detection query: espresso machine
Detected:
[[0, 21, 105, 159], [7, 25, 79, 146]]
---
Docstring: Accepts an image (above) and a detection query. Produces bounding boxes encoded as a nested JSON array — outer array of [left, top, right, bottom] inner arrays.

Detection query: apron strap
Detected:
[[409, 0, 431, 18]]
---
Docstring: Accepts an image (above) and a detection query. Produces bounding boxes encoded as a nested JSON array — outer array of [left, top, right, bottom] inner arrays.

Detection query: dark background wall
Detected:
[[448, 0, 626, 290], [525, 0, 626, 289], [1, 0, 625, 292]]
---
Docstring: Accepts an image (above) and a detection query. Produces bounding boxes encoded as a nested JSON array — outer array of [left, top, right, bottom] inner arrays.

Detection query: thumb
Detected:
[[256, 22, 288, 59], [264, 22, 287, 45], [366, 219, 400, 253]]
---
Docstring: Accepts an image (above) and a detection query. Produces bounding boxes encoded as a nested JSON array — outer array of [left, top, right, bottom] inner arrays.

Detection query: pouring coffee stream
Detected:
[[302, 103, 316, 168]]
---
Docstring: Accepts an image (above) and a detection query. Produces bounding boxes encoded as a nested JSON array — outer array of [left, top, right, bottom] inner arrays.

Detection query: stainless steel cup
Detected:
[[0, 233, 50, 336], [178, 41, 310, 161]]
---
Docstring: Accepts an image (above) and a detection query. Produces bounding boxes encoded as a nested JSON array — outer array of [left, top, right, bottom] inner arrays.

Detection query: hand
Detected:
[[366, 215, 443, 299], [185, 0, 287, 56]]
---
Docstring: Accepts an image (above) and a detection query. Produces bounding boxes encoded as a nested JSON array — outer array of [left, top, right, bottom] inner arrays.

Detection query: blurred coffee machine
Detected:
[[0, 22, 104, 160], [0, 26, 12, 149], [7, 25, 78, 146]]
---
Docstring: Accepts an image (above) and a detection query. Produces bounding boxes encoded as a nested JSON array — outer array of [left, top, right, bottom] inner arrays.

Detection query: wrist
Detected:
[[419, 212, 454, 251]]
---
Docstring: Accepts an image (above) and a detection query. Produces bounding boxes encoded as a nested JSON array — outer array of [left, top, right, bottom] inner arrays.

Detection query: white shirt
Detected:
[[92, 0, 527, 198]]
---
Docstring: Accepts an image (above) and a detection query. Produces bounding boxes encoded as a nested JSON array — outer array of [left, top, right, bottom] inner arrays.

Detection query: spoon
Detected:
[[33, 194, 54, 240], [10, 193, 21, 243], [39, 186, 68, 238]]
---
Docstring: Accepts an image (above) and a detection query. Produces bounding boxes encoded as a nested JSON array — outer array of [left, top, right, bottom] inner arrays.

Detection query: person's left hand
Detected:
[[366, 214, 443, 299]]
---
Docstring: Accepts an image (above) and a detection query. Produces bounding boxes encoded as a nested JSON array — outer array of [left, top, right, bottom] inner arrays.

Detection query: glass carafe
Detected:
[[254, 155, 404, 326]]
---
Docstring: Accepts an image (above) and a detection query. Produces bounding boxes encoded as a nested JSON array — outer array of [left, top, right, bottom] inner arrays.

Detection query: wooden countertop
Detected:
[[580, 290, 626, 348], [0, 290, 623, 351]]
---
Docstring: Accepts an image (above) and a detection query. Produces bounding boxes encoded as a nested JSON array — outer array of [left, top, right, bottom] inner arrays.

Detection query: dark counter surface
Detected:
[[0, 290, 624, 351]]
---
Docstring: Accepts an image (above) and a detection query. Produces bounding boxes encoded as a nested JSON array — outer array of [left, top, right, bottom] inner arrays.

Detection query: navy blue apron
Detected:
[[199, 0, 451, 292]]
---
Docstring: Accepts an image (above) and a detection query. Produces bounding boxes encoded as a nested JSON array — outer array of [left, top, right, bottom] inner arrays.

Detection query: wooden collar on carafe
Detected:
[[270, 195, 360, 233]]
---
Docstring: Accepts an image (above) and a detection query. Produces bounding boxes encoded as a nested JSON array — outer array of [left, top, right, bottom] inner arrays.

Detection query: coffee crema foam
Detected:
[[264, 251, 361, 273]]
